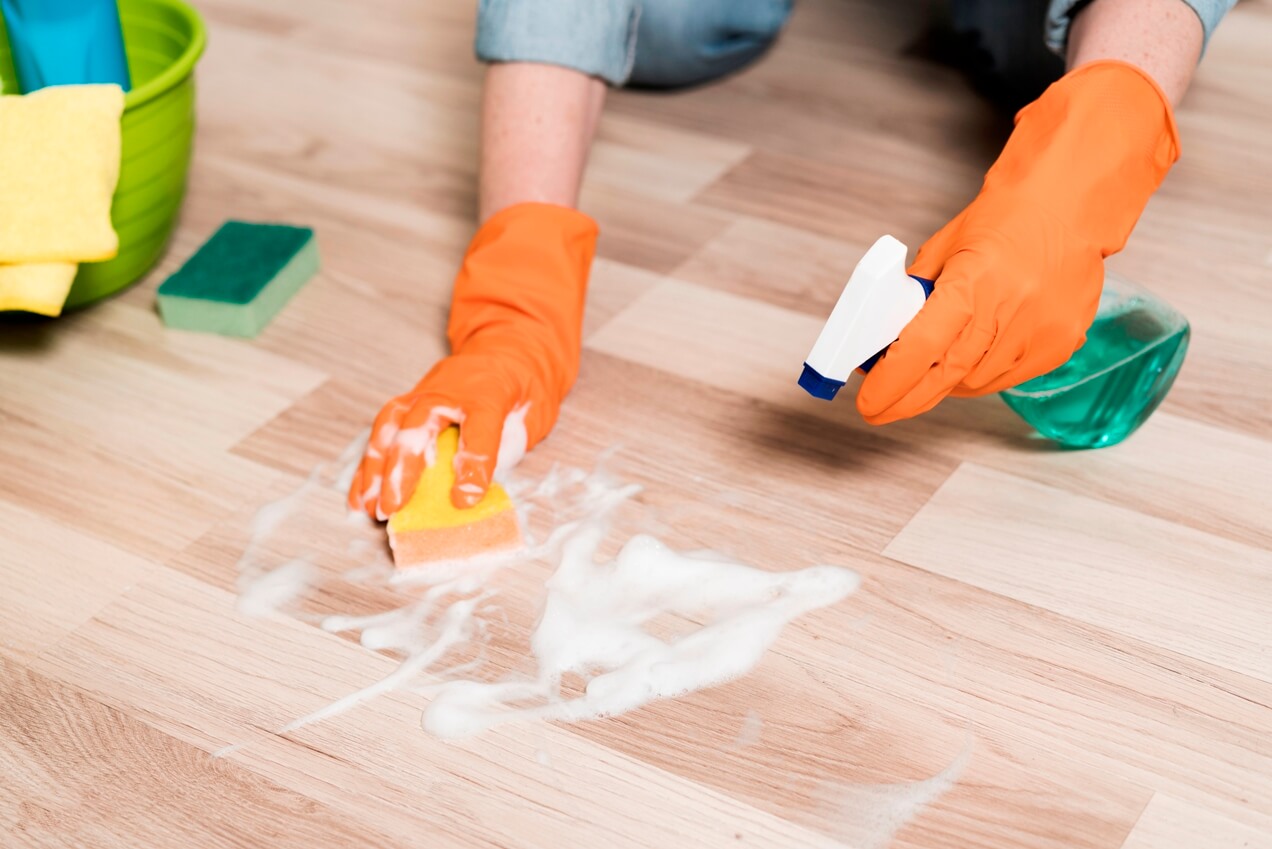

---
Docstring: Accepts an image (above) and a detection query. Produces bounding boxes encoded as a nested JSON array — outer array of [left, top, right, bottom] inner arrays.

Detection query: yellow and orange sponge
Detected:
[[388, 427, 523, 568]]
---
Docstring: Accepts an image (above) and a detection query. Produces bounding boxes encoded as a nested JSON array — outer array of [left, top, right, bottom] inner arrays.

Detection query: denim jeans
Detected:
[[474, 0, 1235, 89], [475, 0, 792, 88]]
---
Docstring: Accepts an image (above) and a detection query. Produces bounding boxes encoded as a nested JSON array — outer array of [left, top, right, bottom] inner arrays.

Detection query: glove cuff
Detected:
[[448, 202, 600, 398], [990, 59, 1180, 257]]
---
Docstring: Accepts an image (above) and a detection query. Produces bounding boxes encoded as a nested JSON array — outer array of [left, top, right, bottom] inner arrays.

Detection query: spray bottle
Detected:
[[799, 235, 1190, 448]]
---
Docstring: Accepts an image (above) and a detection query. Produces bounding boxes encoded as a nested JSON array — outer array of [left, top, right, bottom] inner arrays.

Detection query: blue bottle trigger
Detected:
[[858, 274, 934, 373]]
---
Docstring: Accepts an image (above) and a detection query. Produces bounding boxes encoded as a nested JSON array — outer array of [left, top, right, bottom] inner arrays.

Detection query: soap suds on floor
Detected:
[[733, 709, 764, 747], [230, 437, 861, 746], [236, 557, 318, 617], [279, 592, 487, 734], [803, 741, 972, 849], [227, 435, 969, 844], [235, 472, 319, 611], [235, 432, 373, 618], [422, 525, 859, 739]]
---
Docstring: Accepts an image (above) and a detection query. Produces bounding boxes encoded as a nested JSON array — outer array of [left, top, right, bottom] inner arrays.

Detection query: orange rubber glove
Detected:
[[348, 202, 598, 518], [857, 60, 1180, 425]]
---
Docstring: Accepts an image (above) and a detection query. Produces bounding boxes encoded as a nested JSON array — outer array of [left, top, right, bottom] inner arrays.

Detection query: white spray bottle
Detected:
[[798, 235, 934, 400]]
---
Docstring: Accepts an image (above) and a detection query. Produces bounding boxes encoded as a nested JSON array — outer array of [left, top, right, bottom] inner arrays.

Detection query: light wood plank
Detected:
[[965, 411, 1272, 550], [580, 182, 735, 275], [186, 358, 1272, 846], [670, 216, 875, 315], [0, 503, 153, 662], [885, 463, 1272, 684], [0, 410, 282, 563], [694, 147, 964, 249], [553, 360, 1272, 838], [0, 658, 404, 848], [0, 300, 326, 455], [1120, 795, 1269, 849], [591, 114, 753, 204], [31, 568, 854, 849], [587, 276, 823, 408]]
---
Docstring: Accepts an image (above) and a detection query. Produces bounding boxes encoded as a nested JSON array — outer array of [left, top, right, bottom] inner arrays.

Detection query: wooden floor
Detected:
[[4, 0, 1272, 846]]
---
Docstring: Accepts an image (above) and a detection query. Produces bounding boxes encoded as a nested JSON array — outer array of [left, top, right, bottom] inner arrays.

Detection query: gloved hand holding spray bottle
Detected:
[[800, 61, 1190, 449]]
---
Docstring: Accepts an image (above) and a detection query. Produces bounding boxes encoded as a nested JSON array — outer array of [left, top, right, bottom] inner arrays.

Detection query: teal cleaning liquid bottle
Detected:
[[1000, 272, 1190, 448]]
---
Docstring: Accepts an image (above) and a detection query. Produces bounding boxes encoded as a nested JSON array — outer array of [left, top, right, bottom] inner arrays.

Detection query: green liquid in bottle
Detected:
[[1000, 297, 1190, 449]]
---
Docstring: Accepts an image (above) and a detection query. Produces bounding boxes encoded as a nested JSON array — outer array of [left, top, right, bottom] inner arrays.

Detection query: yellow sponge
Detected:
[[388, 427, 522, 567]]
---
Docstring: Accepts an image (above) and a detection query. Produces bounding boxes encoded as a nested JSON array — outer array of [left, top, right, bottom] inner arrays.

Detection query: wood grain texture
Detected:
[[30, 569, 849, 849], [1119, 794, 1269, 849], [2, 0, 1271, 846], [0, 503, 154, 663], [885, 463, 1272, 683], [1, 658, 401, 849]]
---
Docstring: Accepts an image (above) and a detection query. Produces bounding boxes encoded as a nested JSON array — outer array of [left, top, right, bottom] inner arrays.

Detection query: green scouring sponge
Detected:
[[156, 221, 319, 337]]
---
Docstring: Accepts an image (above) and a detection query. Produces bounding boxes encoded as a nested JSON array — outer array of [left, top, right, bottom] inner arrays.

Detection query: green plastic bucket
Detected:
[[0, 0, 206, 309]]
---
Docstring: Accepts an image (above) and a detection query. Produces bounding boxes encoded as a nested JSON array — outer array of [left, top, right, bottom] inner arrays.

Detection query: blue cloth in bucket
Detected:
[[0, 0, 131, 93]]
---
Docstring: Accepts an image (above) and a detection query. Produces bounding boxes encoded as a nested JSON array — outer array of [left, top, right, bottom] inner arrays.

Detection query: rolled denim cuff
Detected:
[[1046, 0, 1237, 56], [475, 0, 641, 86]]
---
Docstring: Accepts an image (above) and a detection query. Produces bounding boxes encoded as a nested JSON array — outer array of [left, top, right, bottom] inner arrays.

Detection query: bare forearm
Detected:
[[1067, 0, 1203, 104], [479, 62, 606, 221]]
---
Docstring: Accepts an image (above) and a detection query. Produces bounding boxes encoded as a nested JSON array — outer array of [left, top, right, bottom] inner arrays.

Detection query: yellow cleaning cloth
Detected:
[[0, 263, 79, 314], [0, 84, 124, 316]]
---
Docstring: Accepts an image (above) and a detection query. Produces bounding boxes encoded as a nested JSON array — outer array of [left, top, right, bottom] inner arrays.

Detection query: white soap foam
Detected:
[[232, 439, 862, 749], [228, 436, 968, 838], [235, 430, 372, 617], [277, 593, 486, 735], [227, 443, 624, 742], [734, 709, 764, 747], [422, 526, 860, 739], [236, 558, 319, 618], [392, 404, 464, 469], [493, 403, 530, 479], [805, 741, 971, 849], [373, 419, 400, 452], [388, 461, 405, 508], [234, 472, 320, 616]]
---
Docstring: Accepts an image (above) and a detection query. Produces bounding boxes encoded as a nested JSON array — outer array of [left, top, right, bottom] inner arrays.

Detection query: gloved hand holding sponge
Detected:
[[349, 203, 598, 519]]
